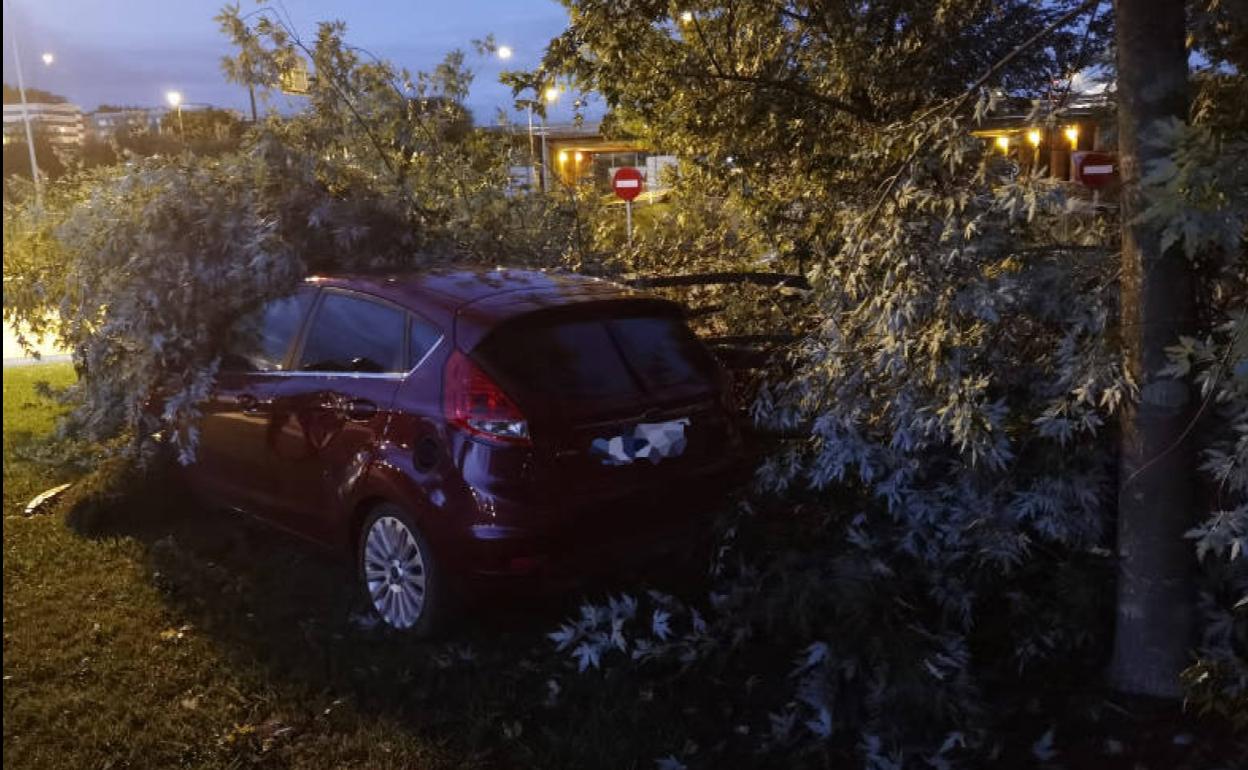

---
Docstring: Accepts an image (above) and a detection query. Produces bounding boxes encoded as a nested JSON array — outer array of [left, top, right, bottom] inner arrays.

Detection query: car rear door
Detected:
[[472, 306, 737, 508], [188, 287, 318, 513], [263, 289, 436, 545]]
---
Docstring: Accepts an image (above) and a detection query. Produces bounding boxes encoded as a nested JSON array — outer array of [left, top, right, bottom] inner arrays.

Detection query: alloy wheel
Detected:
[[362, 515, 427, 629]]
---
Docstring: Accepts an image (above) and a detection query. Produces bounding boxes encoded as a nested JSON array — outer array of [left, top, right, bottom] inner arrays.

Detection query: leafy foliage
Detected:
[[2, 129, 69, 182], [159, 107, 246, 143], [1, 83, 67, 104]]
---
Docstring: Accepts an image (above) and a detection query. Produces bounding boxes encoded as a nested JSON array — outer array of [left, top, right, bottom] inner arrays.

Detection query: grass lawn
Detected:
[[2, 364, 695, 769]]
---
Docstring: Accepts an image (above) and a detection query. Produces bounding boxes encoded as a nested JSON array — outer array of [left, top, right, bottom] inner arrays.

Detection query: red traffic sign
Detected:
[[612, 167, 644, 202], [1074, 151, 1117, 189]]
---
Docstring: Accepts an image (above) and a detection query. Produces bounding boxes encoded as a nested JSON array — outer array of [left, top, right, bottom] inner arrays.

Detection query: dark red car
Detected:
[[185, 268, 744, 635]]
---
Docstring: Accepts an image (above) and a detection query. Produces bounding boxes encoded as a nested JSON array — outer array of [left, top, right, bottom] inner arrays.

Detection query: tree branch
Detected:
[[678, 68, 878, 123], [626, 272, 811, 290], [915, 0, 1100, 124], [705, 334, 801, 345], [847, 0, 1100, 268]]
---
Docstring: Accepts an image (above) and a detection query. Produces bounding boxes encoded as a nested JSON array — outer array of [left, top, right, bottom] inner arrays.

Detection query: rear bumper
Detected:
[[465, 511, 709, 580], [447, 462, 738, 590]]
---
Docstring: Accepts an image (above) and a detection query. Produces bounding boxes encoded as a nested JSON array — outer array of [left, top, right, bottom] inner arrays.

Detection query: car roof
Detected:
[[305, 267, 675, 349]]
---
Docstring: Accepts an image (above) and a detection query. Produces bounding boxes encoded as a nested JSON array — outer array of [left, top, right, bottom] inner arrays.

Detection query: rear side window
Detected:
[[223, 290, 315, 372], [475, 312, 714, 399], [298, 292, 406, 373], [608, 316, 716, 390], [410, 317, 442, 366]]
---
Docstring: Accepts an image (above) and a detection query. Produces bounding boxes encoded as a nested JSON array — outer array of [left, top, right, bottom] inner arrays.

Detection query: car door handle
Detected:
[[238, 394, 271, 414], [341, 398, 377, 422]]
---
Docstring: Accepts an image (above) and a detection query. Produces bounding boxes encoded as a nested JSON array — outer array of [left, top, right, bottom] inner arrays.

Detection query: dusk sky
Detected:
[[1, 0, 594, 123]]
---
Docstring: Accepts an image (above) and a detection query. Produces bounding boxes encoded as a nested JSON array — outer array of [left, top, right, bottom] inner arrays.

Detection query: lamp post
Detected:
[[166, 90, 185, 138], [541, 85, 560, 192], [515, 98, 539, 190], [5, 0, 42, 207], [496, 46, 539, 192]]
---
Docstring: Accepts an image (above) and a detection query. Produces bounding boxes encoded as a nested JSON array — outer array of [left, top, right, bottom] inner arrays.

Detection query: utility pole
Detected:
[[5, 0, 42, 208], [1107, 0, 1195, 699]]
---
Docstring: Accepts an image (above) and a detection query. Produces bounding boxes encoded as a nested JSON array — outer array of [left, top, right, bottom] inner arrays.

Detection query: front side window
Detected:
[[298, 292, 406, 373], [222, 290, 315, 372]]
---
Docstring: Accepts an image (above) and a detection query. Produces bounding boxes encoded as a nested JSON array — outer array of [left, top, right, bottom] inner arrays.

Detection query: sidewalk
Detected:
[[4, 354, 73, 368], [3, 320, 70, 368]]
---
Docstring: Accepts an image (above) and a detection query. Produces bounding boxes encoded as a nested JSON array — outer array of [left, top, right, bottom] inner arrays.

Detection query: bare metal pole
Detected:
[[527, 102, 537, 190], [540, 116, 549, 192], [6, 0, 42, 208]]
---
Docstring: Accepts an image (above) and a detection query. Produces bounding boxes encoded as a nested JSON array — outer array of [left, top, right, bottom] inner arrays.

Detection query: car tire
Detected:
[[357, 503, 444, 637]]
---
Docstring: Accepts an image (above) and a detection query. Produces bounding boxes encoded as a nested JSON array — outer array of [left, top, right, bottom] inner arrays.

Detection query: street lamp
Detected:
[[166, 90, 185, 137], [1027, 129, 1042, 166]]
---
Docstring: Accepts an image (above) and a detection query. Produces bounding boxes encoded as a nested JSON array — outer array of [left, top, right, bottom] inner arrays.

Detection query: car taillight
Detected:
[[443, 350, 531, 445]]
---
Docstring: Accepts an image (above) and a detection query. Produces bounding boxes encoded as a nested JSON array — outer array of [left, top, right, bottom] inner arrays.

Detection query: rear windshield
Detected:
[[475, 312, 716, 400], [607, 316, 716, 391]]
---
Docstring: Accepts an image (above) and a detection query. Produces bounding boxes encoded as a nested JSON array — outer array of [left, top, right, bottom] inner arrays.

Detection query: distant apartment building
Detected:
[[2, 101, 85, 149], [85, 106, 168, 139]]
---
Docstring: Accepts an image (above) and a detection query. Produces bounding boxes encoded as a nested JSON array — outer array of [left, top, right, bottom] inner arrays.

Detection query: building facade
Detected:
[[500, 121, 678, 198], [970, 94, 1115, 186], [2, 102, 85, 149]]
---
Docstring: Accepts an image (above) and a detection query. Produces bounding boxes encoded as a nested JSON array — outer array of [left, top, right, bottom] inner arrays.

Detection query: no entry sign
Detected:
[[1074, 151, 1117, 189], [612, 167, 644, 201]]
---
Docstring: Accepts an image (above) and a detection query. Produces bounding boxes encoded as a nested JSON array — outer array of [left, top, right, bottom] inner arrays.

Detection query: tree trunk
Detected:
[[1107, 0, 1196, 698]]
